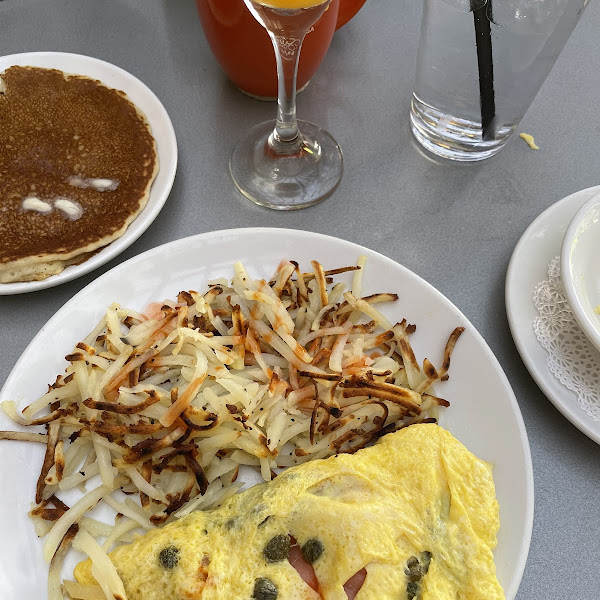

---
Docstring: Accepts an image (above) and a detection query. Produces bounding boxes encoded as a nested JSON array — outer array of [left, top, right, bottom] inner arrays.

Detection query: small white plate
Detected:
[[0, 229, 532, 599], [560, 191, 600, 352], [0, 52, 177, 295], [506, 186, 600, 444]]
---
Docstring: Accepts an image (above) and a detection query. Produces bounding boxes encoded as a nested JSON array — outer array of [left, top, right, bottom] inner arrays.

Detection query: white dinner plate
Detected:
[[506, 186, 600, 444], [0, 52, 177, 295], [0, 228, 533, 599]]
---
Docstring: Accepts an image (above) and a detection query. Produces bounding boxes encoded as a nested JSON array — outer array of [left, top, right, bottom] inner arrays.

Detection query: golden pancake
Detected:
[[0, 66, 159, 283], [74, 425, 504, 600]]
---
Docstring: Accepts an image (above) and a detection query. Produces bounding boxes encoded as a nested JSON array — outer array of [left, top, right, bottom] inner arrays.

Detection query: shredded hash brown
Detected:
[[1, 258, 464, 600]]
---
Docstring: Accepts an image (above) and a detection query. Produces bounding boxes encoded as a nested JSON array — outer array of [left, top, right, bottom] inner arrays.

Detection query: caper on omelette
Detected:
[[75, 424, 504, 600]]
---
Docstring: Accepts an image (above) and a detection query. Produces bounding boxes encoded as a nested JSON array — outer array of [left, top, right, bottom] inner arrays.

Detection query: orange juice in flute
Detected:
[[250, 0, 331, 33], [229, 0, 343, 210]]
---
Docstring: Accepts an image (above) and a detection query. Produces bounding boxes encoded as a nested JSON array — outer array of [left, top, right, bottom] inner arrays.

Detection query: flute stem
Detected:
[[247, 2, 329, 154], [269, 31, 303, 149]]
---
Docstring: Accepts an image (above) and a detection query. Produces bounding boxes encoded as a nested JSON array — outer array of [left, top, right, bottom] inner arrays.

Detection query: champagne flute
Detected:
[[230, 0, 343, 210]]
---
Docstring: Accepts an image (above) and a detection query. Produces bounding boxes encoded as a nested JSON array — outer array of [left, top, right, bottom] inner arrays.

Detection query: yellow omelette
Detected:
[[75, 424, 504, 600]]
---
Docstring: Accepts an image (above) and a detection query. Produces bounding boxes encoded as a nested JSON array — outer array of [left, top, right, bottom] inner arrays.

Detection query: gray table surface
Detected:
[[1, 0, 599, 598]]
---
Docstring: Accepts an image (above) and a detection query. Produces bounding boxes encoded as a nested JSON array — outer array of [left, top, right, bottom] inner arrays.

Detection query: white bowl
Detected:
[[560, 190, 600, 351]]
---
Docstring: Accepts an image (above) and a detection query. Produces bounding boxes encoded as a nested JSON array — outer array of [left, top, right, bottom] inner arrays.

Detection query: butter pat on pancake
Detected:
[[0, 66, 159, 283], [74, 425, 504, 600]]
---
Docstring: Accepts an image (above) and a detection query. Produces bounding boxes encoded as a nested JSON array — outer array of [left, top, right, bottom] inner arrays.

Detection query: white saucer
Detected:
[[506, 186, 600, 444], [0, 52, 178, 295]]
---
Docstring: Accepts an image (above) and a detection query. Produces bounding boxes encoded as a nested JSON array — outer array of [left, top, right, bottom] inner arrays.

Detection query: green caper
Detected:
[[406, 581, 419, 600], [406, 556, 419, 568], [301, 538, 324, 564], [158, 546, 179, 569], [263, 534, 291, 562], [420, 551, 432, 574], [404, 555, 422, 581], [253, 577, 278, 600]]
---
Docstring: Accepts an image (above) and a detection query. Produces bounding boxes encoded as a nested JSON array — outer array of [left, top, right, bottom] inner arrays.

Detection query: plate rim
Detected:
[[1, 227, 534, 599], [0, 51, 178, 295], [505, 186, 600, 445]]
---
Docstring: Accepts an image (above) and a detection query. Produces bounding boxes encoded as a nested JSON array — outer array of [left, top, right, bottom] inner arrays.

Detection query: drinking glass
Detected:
[[410, 0, 589, 161], [230, 0, 343, 210]]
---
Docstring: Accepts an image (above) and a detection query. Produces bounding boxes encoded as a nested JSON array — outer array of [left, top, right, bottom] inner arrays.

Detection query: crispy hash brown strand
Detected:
[[0, 258, 463, 600]]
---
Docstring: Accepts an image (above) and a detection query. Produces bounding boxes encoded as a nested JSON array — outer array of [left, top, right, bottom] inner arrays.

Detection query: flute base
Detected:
[[230, 120, 343, 210]]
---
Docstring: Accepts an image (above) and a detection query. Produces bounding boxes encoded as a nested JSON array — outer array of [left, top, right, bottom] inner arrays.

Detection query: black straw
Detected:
[[472, 1, 495, 140]]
